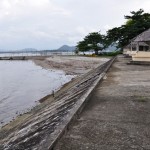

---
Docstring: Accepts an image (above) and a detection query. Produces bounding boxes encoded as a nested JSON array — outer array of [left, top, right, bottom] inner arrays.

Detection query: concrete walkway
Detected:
[[54, 56, 150, 150]]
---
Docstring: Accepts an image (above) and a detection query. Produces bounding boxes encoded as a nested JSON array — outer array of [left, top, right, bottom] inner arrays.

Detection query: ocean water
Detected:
[[0, 60, 74, 127]]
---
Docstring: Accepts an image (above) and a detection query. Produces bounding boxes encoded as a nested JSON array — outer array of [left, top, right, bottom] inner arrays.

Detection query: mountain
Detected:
[[57, 45, 76, 51], [104, 45, 116, 52], [103, 43, 119, 52]]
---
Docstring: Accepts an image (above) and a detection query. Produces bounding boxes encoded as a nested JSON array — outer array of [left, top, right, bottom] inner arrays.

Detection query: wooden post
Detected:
[[136, 41, 139, 51], [52, 90, 55, 98]]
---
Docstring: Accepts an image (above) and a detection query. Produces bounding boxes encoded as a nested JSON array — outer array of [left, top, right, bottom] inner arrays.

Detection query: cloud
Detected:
[[0, 0, 150, 49], [76, 26, 98, 36], [0, 0, 72, 49], [0, 0, 71, 21]]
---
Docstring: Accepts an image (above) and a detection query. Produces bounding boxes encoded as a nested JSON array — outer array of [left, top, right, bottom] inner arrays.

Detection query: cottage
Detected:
[[125, 29, 150, 61], [123, 41, 149, 56]]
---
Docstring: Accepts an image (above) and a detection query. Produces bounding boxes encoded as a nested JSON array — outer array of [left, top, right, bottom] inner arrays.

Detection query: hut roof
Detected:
[[133, 28, 150, 42], [125, 41, 149, 48]]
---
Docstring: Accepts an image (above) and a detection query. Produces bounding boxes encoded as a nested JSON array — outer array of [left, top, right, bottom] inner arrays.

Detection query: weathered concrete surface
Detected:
[[0, 58, 114, 150], [54, 55, 150, 150]]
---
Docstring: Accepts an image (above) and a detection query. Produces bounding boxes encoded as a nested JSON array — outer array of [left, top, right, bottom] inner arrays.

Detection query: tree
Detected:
[[106, 9, 150, 49], [77, 32, 106, 55]]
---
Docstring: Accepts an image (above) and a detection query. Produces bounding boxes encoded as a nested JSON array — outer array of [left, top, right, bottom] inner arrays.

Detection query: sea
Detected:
[[0, 60, 74, 127]]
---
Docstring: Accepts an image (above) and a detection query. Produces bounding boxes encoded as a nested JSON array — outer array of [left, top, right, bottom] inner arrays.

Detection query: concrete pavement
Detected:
[[54, 56, 150, 150]]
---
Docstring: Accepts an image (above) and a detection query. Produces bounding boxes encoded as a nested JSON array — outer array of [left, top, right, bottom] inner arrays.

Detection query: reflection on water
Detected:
[[0, 60, 74, 127]]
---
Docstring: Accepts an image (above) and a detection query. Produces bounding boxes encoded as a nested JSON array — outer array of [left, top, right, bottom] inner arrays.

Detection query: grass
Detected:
[[138, 96, 147, 102], [132, 95, 148, 102]]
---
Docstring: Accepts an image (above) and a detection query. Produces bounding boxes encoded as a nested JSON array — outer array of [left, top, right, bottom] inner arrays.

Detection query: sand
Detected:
[[32, 55, 110, 75], [0, 55, 110, 147]]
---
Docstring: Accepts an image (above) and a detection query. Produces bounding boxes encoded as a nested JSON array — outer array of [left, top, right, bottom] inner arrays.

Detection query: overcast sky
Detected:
[[0, 0, 150, 50]]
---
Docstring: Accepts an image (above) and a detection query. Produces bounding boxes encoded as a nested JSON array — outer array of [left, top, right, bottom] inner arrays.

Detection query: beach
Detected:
[[32, 55, 109, 75], [0, 55, 110, 149]]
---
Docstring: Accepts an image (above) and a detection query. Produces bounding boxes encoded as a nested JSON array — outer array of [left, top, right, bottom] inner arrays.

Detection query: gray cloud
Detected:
[[0, 0, 150, 50]]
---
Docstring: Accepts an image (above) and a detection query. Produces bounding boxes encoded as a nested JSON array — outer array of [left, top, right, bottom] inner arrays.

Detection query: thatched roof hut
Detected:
[[129, 28, 150, 51], [129, 29, 150, 62], [126, 41, 149, 48], [123, 29, 150, 56], [133, 28, 150, 42]]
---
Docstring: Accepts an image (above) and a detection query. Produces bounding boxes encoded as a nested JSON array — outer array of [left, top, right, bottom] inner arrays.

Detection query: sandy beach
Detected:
[[32, 55, 110, 75]]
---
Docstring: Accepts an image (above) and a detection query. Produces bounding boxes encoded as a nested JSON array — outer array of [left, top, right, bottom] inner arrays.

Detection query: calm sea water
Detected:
[[0, 60, 74, 127]]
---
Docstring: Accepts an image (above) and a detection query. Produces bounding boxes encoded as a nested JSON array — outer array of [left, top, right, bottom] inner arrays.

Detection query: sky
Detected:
[[0, 0, 150, 50]]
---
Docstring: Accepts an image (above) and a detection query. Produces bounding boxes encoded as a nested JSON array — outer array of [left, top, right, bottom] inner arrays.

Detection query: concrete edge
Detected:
[[47, 56, 117, 150], [128, 60, 150, 66]]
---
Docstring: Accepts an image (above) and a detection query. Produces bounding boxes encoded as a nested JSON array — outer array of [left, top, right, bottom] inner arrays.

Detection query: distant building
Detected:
[[123, 28, 150, 61], [123, 41, 149, 56]]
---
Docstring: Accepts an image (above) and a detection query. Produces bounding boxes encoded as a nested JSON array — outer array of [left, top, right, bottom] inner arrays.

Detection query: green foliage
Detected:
[[76, 32, 106, 55], [76, 9, 150, 54], [76, 40, 89, 52], [74, 48, 79, 54], [126, 19, 134, 26], [106, 9, 150, 48]]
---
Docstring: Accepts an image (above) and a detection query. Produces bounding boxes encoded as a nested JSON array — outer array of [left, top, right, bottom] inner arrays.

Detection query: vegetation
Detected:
[[76, 32, 106, 55], [106, 9, 150, 48], [76, 9, 150, 54]]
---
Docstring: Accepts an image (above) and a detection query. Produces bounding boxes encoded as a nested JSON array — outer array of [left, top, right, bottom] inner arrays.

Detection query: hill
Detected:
[[57, 45, 76, 51]]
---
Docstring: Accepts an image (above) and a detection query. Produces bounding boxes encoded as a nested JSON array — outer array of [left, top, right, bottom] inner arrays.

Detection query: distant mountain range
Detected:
[[103, 43, 119, 52], [0, 43, 119, 53], [104, 45, 116, 52], [57, 45, 76, 51], [0, 45, 76, 52]]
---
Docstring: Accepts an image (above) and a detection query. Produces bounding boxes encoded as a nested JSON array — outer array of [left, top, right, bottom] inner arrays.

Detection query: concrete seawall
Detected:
[[0, 57, 116, 150], [48, 56, 116, 150], [0, 56, 26, 60], [54, 55, 150, 150]]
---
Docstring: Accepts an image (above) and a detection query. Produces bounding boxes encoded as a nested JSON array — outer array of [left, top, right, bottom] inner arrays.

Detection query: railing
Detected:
[[0, 51, 75, 58]]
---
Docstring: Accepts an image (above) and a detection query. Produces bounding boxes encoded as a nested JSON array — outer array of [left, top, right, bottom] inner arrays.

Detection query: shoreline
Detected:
[[31, 55, 110, 104], [0, 56, 110, 146], [31, 55, 109, 75]]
